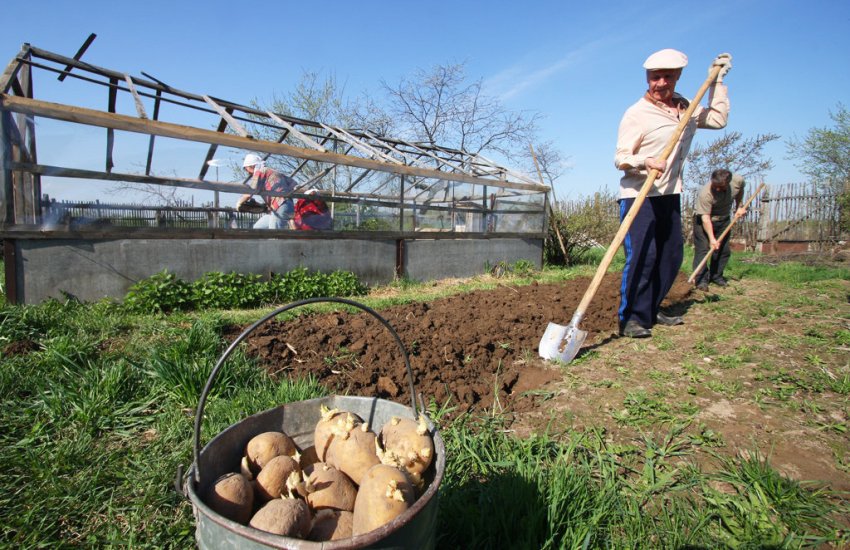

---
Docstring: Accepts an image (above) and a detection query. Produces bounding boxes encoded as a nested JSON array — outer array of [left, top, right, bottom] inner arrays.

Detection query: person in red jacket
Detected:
[[293, 189, 332, 230]]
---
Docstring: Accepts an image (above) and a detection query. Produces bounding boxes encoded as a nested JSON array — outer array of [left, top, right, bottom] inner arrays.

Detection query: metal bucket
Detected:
[[183, 298, 445, 549]]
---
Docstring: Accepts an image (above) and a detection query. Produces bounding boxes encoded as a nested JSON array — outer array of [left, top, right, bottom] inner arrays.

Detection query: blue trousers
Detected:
[[618, 194, 683, 329]]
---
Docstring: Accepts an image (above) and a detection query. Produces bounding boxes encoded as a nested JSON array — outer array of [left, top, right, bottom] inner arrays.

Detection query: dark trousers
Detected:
[[692, 215, 731, 286], [618, 194, 683, 329]]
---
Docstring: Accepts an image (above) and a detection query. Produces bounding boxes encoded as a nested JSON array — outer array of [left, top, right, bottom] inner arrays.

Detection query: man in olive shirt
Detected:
[[692, 168, 747, 290]]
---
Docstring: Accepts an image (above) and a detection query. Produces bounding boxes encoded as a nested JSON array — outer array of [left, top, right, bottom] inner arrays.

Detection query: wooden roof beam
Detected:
[[57, 33, 96, 82], [266, 111, 327, 152], [0, 94, 548, 192]]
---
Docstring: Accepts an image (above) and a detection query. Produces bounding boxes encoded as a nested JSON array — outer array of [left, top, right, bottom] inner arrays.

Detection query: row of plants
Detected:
[[123, 267, 367, 313]]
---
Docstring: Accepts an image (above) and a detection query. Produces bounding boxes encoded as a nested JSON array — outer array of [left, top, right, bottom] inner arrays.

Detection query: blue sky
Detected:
[[3, 0, 849, 201]]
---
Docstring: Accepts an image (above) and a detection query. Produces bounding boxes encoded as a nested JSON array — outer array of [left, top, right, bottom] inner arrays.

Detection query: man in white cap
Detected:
[[614, 49, 732, 338], [236, 153, 297, 229]]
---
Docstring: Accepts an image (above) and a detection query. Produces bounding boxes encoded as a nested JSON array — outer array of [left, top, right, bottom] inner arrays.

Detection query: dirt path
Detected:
[[237, 272, 850, 492]]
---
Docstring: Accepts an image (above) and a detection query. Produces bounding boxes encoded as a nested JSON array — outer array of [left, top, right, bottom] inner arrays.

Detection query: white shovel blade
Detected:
[[538, 322, 588, 363]]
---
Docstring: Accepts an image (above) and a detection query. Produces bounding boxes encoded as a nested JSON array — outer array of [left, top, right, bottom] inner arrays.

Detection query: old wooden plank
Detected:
[[57, 33, 97, 81], [0, 224, 545, 241], [106, 78, 117, 173], [198, 111, 232, 180], [124, 74, 148, 119], [11, 162, 538, 217], [203, 95, 250, 137], [0, 94, 548, 192], [320, 123, 401, 164], [0, 111, 14, 224], [145, 89, 162, 175], [266, 111, 327, 152], [0, 45, 32, 94]]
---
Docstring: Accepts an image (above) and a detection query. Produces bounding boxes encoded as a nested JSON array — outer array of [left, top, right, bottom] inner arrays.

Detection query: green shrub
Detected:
[[323, 269, 368, 297], [123, 270, 193, 313], [267, 267, 323, 302], [547, 190, 619, 266], [192, 272, 268, 310], [122, 267, 367, 313]]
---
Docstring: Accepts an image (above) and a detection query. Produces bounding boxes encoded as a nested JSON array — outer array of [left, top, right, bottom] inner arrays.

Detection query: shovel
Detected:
[[539, 62, 724, 362], [687, 182, 766, 284]]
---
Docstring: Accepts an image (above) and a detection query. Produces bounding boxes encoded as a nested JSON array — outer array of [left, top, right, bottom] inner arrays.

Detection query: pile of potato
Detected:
[[204, 405, 436, 542]]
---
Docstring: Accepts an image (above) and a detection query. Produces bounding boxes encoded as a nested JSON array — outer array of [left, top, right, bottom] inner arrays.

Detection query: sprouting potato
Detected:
[[378, 414, 435, 484], [207, 404, 437, 543], [308, 509, 353, 542], [254, 454, 301, 502], [299, 444, 320, 476], [325, 421, 380, 485], [249, 471, 312, 537], [205, 472, 253, 525], [245, 431, 297, 475], [313, 406, 362, 461], [239, 456, 254, 481], [352, 464, 415, 536], [305, 463, 357, 512], [249, 496, 312, 538]]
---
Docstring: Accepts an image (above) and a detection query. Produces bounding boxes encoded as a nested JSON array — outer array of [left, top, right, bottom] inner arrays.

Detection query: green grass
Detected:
[[725, 253, 850, 284], [1, 258, 849, 547]]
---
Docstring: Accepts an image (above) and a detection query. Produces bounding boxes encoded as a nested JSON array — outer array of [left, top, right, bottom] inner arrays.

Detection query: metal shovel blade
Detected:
[[538, 321, 588, 363]]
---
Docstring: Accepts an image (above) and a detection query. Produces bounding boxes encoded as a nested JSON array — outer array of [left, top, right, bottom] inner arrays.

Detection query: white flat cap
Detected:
[[643, 49, 688, 70]]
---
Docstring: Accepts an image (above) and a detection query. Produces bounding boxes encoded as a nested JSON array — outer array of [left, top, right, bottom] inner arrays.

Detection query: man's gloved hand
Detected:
[[710, 53, 732, 82]]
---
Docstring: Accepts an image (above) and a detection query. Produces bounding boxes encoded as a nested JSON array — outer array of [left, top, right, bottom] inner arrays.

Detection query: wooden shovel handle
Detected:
[[571, 64, 724, 324], [688, 182, 766, 283]]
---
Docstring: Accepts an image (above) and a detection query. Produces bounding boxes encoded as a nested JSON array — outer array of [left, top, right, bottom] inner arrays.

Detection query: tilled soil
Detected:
[[236, 273, 694, 418], [234, 271, 850, 492]]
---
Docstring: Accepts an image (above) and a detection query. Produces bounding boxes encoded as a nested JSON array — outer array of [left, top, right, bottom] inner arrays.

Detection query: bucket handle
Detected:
[[190, 297, 419, 485]]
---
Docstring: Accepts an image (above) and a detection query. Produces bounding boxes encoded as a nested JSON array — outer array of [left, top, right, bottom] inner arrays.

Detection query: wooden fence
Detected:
[[555, 182, 844, 251]]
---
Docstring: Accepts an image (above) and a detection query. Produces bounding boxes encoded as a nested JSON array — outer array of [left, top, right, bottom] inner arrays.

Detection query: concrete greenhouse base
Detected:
[[6, 237, 542, 304]]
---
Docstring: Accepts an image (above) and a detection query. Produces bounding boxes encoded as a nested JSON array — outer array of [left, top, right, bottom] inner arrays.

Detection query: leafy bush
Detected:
[[324, 269, 368, 297], [123, 270, 193, 313], [192, 272, 268, 310], [122, 267, 367, 313], [546, 190, 620, 266], [267, 267, 324, 302]]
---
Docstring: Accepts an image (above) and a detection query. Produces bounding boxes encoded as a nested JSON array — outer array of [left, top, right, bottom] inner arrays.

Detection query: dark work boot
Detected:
[[711, 275, 728, 287], [619, 320, 651, 338], [656, 313, 684, 326]]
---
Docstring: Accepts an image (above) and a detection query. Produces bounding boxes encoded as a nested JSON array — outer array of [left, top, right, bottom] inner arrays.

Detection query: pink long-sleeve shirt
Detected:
[[614, 84, 729, 199]]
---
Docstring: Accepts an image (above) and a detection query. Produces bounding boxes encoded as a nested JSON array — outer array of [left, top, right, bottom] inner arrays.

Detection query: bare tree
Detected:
[[523, 140, 568, 188], [685, 131, 779, 191], [786, 103, 850, 193], [382, 63, 540, 159], [245, 71, 397, 193], [110, 167, 194, 206]]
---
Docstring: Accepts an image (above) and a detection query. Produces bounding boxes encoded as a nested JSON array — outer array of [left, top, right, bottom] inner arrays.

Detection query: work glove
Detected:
[[710, 53, 732, 82]]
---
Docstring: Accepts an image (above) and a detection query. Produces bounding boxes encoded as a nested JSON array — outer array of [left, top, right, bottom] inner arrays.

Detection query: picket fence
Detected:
[[555, 182, 844, 251]]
